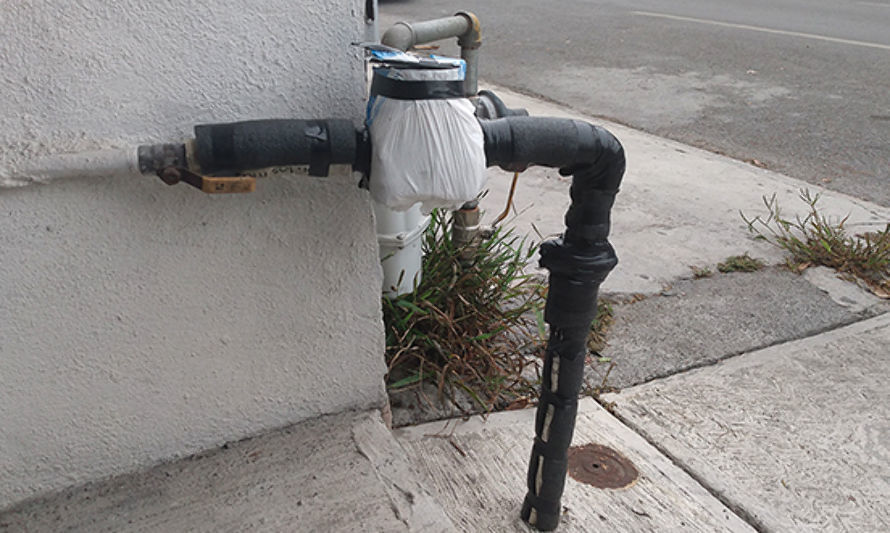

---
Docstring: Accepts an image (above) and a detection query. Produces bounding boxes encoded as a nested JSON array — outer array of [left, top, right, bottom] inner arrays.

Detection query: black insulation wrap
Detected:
[[480, 115, 625, 531], [520, 326, 588, 530], [370, 70, 465, 100], [481, 116, 624, 245], [193, 118, 357, 176]]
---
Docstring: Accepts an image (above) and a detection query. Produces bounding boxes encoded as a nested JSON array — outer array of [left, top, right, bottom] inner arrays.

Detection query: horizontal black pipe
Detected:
[[193, 119, 358, 177], [480, 115, 625, 531]]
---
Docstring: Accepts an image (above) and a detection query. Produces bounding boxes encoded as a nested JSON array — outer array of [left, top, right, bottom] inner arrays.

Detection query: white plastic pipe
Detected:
[[1, 147, 141, 189], [373, 200, 430, 298]]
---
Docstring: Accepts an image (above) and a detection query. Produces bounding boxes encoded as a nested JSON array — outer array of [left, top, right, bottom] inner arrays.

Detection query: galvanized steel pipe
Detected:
[[381, 11, 482, 96]]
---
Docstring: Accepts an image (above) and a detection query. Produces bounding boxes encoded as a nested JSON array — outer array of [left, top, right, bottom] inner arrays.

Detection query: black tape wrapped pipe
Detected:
[[480, 116, 625, 531], [193, 119, 357, 177]]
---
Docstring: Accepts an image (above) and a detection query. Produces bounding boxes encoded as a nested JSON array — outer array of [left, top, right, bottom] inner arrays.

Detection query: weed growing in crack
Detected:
[[382, 209, 545, 413], [690, 265, 714, 279], [718, 253, 765, 273], [587, 299, 615, 353], [741, 189, 890, 297], [581, 297, 622, 400]]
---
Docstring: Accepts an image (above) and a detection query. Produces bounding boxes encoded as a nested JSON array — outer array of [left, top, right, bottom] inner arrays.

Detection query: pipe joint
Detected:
[[474, 90, 529, 119], [137, 143, 188, 174], [540, 239, 616, 329], [539, 239, 617, 281], [454, 11, 482, 49], [380, 22, 415, 51], [480, 116, 625, 245]]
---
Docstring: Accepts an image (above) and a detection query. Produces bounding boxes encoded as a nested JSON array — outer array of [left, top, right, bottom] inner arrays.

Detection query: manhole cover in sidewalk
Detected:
[[567, 443, 639, 489]]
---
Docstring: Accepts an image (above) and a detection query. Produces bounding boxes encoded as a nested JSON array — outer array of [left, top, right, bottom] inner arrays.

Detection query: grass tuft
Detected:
[[382, 209, 545, 412], [717, 253, 765, 273], [741, 190, 890, 297], [690, 265, 714, 279], [587, 299, 615, 353]]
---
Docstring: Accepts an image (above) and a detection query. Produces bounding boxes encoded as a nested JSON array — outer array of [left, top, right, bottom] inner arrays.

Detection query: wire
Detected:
[[492, 171, 520, 227]]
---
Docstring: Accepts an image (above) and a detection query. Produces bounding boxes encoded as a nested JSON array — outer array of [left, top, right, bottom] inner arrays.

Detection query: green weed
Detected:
[[690, 265, 714, 279], [742, 189, 890, 297], [717, 253, 765, 273], [382, 210, 545, 412], [587, 299, 615, 353]]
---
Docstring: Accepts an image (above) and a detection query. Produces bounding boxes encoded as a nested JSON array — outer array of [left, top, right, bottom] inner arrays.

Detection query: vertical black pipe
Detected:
[[480, 116, 625, 531]]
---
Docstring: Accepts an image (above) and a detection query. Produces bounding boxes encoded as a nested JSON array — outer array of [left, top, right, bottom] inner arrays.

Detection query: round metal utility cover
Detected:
[[567, 443, 638, 489]]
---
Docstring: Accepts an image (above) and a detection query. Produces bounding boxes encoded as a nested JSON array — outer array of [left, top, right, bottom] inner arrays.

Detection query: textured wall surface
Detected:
[[0, 0, 385, 509]]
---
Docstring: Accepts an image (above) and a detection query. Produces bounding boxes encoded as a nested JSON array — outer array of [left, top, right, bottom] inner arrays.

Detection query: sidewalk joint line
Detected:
[[619, 312, 882, 389], [599, 400, 769, 532], [596, 310, 890, 532]]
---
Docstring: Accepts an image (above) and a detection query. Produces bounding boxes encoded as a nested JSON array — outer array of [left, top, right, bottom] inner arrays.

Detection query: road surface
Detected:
[[380, 0, 890, 206]]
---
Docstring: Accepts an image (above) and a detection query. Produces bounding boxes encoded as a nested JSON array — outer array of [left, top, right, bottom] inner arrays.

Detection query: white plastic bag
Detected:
[[366, 54, 486, 213]]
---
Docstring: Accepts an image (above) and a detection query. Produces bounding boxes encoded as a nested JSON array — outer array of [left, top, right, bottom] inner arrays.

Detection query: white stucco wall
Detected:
[[0, 0, 385, 509]]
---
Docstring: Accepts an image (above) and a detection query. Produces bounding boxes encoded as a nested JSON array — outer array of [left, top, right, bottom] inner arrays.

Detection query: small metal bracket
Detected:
[[157, 167, 256, 194]]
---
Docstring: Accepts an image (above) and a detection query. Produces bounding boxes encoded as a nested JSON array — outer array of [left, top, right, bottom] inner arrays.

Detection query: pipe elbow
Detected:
[[455, 11, 482, 49], [563, 122, 625, 246], [571, 122, 625, 193], [479, 116, 625, 246], [380, 22, 415, 51], [480, 116, 625, 186]]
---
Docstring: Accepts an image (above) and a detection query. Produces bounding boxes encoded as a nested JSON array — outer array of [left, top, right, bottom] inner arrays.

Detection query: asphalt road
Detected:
[[379, 0, 890, 207]]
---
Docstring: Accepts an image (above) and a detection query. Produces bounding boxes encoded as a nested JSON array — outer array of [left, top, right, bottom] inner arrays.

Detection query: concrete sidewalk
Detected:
[[12, 306, 884, 532], [0, 411, 456, 532], [602, 314, 890, 532], [3, 87, 888, 532], [396, 400, 755, 532], [392, 315, 889, 532]]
